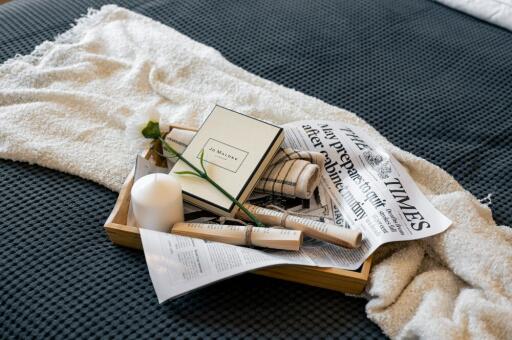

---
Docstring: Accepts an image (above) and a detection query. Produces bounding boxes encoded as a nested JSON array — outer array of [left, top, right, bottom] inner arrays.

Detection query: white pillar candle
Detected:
[[131, 173, 184, 232]]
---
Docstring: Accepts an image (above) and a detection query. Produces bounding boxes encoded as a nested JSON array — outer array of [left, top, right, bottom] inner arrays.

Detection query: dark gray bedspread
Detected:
[[1, 0, 511, 338]]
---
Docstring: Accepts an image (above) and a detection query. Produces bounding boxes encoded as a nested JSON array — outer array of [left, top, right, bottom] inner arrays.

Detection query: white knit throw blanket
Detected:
[[1, 6, 510, 339]]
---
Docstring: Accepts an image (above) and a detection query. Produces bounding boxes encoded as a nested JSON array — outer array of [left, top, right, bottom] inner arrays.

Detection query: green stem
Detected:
[[160, 138, 265, 228]]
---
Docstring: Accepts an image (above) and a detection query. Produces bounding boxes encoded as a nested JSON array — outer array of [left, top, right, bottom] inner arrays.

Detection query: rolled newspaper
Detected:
[[236, 204, 362, 249], [256, 148, 323, 199], [164, 128, 324, 199], [171, 223, 303, 251]]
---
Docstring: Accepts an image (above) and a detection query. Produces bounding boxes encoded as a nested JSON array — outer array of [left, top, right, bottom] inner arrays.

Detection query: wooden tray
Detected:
[[104, 127, 371, 294]]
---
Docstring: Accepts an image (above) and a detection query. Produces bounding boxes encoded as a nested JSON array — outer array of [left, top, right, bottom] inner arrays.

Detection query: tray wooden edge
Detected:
[[104, 136, 371, 295]]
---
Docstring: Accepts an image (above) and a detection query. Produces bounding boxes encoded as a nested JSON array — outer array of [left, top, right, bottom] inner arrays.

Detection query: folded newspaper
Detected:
[[139, 121, 452, 303]]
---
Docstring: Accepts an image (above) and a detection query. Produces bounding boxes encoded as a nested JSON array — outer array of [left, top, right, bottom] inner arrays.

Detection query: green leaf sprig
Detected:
[[142, 121, 264, 228]]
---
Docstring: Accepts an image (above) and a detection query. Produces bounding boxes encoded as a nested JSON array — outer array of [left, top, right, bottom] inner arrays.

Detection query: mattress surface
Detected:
[[1, 0, 511, 339]]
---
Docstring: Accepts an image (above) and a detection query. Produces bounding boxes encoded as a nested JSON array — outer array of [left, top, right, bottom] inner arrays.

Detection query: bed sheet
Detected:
[[1, 0, 511, 338]]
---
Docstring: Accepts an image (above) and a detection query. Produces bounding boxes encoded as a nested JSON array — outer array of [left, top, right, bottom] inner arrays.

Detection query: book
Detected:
[[170, 106, 284, 216]]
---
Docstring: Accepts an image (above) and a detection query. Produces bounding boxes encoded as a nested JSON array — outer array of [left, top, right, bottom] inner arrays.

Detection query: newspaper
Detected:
[[140, 120, 452, 303], [283, 121, 452, 242]]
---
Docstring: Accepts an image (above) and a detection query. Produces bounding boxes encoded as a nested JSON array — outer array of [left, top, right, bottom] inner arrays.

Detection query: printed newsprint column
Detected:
[[140, 121, 451, 303]]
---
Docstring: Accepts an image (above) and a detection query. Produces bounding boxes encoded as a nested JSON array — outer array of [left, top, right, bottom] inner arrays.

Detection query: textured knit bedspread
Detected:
[[1, 4, 511, 339]]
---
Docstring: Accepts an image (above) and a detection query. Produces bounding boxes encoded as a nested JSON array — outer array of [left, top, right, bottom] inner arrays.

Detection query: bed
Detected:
[[1, 0, 511, 338]]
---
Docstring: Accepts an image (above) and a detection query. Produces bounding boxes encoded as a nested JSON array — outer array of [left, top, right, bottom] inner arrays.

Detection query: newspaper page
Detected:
[[140, 229, 312, 303], [282, 121, 452, 251], [140, 121, 452, 303]]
